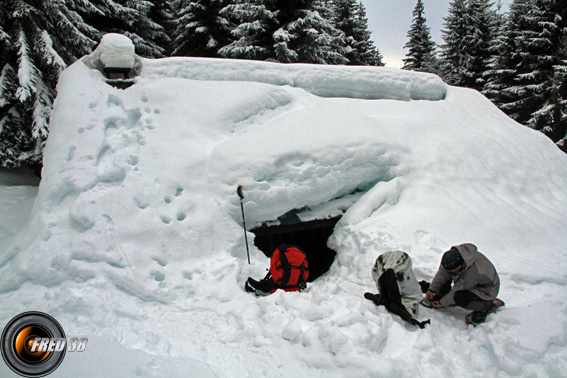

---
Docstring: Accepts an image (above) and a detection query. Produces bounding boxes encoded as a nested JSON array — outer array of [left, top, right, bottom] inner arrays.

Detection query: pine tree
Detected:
[[42, 1, 98, 63], [171, 0, 231, 57], [353, 1, 384, 66], [461, 0, 498, 91], [482, 0, 507, 90], [46, 0, 169, 59], [0, 0, 170, 168], [44, 0, 170, 60], [147, 0, 175, 53], [402, 0, 438, 73], [493, 0, 507, 29], [528, 0, 567, 151], [441, 0, 499, 91], [148, 0, 176, 41], [219, 0, 348, 64], [485, 0, 567, 152], [332, 0, 383, 66], [277, 0, 347, 64], [535, 34, 567, 151], [79, 1, 169, 58], [483, 0, 524, 112], [0, 0, 65, 169], [440, 0, 469, 84], [218, 0, 278, 60]]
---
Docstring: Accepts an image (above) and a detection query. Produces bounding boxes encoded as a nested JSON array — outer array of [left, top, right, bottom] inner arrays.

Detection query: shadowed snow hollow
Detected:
[[1, 39, 566, 378]]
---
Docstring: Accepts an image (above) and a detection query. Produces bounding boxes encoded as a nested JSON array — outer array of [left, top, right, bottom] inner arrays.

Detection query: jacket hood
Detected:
[[372, 250, 412, 276], [452, 243, 478, 270], [371, 250, 414, 286]]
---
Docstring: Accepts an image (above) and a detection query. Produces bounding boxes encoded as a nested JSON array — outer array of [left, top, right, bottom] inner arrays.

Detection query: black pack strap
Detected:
[[296, 261, 307, 290], [278, 244, 307, 268], [280, 265, 292, 288], [278, 244, 291, 267], [275, 245, 290, 286]]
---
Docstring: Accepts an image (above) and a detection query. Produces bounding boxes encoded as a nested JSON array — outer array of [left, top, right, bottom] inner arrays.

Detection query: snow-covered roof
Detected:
[[141, 55, 447, 101]]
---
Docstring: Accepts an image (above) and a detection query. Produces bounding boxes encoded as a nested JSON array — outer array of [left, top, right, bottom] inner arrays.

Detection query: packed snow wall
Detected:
[[141, 56, 447, 101], [1, 35, 566, 378]]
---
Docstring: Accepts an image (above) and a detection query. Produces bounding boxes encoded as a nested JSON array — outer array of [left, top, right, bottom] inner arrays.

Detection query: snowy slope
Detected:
[[1, 41, 567, 378], [0, 168, 39, 240]]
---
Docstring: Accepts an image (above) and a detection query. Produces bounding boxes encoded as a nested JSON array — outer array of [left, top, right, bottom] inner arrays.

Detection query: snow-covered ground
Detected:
[[0, 168, 39, 240], [1, 36, 566, 377]]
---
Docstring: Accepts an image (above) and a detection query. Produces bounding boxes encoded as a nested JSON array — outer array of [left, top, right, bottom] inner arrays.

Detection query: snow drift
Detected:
[[1, 36, 566, 378], [141, 56, 447, 101]]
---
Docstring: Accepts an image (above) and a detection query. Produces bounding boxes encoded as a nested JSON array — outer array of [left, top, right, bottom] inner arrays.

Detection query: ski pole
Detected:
[[237, 185, 251, 265]]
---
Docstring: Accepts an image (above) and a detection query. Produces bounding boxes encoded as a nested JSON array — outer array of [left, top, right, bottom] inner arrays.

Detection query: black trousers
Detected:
[[437, 281, 493, 312], [376, 269, 415, 324], [367, 269, 430, 328]]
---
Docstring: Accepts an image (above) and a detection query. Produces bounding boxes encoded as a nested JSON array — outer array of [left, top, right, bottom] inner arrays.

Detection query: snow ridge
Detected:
[[141, 57, 447, 101]]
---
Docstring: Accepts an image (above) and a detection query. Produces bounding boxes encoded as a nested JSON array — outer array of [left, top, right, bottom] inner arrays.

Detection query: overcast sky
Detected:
[[360, 0, 514, 68]]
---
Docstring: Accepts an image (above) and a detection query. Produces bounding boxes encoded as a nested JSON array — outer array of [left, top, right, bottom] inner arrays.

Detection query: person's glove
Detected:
[[412, 319, 431, 329], [419, 280, 430, 293]]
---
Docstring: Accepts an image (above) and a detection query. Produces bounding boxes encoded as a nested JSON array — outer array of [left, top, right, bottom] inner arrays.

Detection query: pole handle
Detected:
[[237, 185, 251, 265]]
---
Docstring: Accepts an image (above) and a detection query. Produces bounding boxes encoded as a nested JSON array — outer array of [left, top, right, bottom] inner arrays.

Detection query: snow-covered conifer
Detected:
[[278, 2, 348, 64], [0, 0, 170, 168], [49, 0, 169, 58], [441, 0, 498, 91], [148, 0, 176, 49], [220, 0, 347, 64], [171, 0, 231, 57], [484, 0, 566, 152], [461, 0, 498, 91], [440, 0, 469, 84], [483, 0, 522, 111], [402, 0, 438, 73], [0, 0, 63, 168], [218, 0, 278, 60], [332, 0, 383, 66]]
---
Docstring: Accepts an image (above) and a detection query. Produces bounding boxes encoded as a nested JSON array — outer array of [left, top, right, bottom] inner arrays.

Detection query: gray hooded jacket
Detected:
[[429, 243, 500, 308]]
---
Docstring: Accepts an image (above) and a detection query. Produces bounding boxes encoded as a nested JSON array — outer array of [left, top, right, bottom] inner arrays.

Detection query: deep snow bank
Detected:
[[142, 56, 447, 101], [1, 49, 567, 378], [0, 168, 40, 240]]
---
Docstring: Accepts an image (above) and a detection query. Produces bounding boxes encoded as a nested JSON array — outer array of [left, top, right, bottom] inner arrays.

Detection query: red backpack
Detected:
[[269, 244, 309, 293]]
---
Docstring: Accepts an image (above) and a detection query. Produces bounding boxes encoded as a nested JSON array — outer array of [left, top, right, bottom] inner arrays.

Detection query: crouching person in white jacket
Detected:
[[364, 250, 430, 329]]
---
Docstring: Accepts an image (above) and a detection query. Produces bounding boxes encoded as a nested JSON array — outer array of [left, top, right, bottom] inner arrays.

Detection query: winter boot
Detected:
[[244, 275, 277, 296], [244, 278, 256, 293], [488, 298, 505, 314], [466, 299, 505, 326], [364, 292, 383, 306], [465, 310, 488, 326]]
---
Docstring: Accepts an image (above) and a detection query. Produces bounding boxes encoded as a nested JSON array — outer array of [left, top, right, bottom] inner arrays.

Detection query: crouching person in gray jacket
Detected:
[[424, 243, 504, 325]]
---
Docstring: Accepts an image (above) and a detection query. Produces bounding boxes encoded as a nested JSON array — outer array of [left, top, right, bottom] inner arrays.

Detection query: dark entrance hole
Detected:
[[103, 67, 135, 89], [251, 217, 340, 281]]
